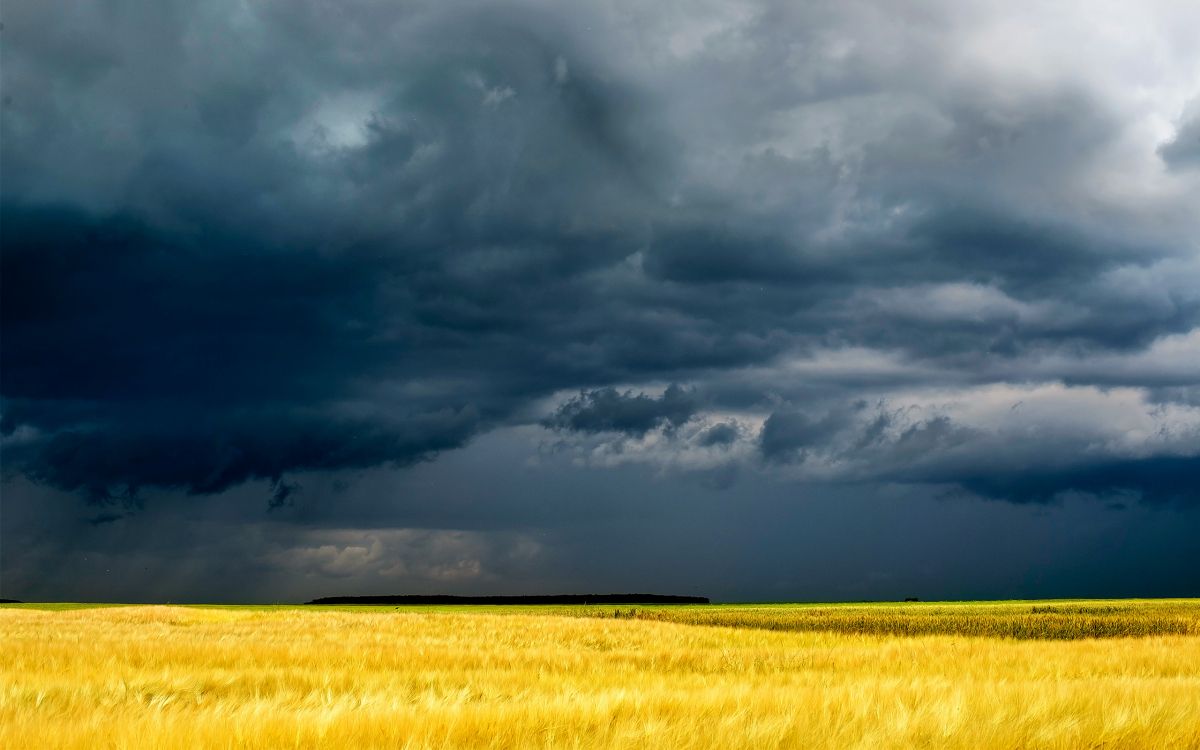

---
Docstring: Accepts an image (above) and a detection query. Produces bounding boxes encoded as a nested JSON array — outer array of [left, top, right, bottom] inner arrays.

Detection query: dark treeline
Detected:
[[307, 594, 709, 605]]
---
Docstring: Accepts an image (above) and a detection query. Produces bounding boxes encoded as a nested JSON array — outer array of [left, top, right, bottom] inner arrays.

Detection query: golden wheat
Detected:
[[2, 603, 1199, 749]]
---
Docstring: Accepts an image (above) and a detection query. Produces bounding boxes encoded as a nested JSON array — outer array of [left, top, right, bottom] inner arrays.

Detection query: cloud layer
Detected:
[[2, 0, 1199, 598]]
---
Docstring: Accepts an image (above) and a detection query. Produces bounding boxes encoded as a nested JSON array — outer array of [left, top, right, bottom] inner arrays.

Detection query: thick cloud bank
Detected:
[[3, 0, 1199, 523]]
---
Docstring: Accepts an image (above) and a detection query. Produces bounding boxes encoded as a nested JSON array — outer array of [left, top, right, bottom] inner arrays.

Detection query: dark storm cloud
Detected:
[[696, 422, 739, 448], [0, 0, 681, 500], [759, 408, 853, 463], [545, 385, 699, 436], [747, 405, 1200, 506], [1, 0, 1198, 534], [643, 224, 845, 286], [954, 456, 1200, 506], [1, 203, 484, 499], [11, 406, 479, 501]]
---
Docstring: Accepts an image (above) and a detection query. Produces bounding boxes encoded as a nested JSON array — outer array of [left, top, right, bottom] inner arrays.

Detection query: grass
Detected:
[[2, 601, 1199, 748]]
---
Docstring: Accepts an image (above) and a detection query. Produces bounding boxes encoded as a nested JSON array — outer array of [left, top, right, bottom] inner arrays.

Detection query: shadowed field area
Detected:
[[573, 599, 1200, 639], [2, 601, 1200, 748]]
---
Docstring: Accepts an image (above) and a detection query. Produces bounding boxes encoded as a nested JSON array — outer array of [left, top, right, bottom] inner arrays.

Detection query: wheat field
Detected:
[[3, 602, 1200, 749]]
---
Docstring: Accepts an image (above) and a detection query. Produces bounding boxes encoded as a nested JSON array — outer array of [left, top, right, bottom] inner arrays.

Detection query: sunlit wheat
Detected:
[[2, 602, 1199, 749]]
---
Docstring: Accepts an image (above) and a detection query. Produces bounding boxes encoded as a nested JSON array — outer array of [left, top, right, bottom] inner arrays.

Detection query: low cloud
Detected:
[[261, 528, 541, 583], [545, 384, 699, 436]]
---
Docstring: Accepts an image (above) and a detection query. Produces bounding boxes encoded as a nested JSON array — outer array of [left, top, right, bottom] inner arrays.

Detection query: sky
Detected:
[[2, 0, 1199, 603]]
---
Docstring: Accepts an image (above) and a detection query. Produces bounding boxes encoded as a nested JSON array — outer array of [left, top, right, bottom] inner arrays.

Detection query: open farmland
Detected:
[[3, 601, 1200, 749]]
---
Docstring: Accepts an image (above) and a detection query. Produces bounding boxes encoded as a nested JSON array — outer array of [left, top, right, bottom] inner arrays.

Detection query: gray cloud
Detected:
[[696, 422, 740, 448], [545, 385, 699, 436], [1160, 107, 1200, 170], [759, 408, 854, 463]]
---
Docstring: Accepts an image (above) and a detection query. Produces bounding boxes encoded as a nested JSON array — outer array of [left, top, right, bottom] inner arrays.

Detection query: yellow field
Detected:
[[3, 602, 1200, 749]]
